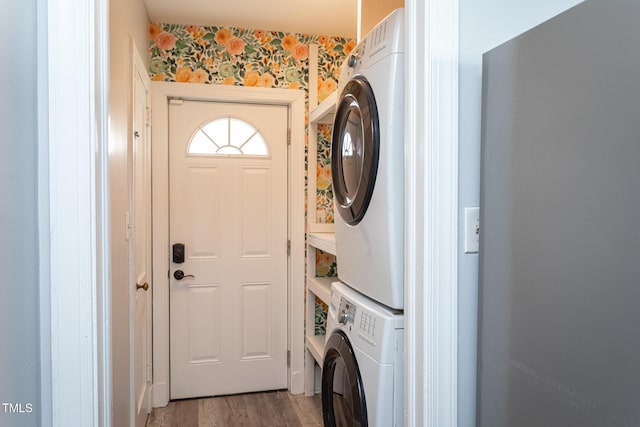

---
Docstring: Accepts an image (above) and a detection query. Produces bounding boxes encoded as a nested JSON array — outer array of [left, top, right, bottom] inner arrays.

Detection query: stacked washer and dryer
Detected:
[[321, 8, 405, 427]]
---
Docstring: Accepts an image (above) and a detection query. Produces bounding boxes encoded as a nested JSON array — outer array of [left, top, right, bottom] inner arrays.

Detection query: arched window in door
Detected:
[[188, 117, 269, 157]]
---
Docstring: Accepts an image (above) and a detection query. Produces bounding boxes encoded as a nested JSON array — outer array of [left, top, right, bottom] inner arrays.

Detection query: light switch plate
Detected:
[[464, 207, 480, 253]]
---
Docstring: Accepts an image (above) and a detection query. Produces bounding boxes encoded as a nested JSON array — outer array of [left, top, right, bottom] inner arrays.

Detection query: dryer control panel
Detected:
[[338, 297, 356, 326]]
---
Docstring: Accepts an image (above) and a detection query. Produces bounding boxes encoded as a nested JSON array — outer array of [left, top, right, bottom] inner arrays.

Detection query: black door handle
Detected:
[[174, 270, 195, 280]]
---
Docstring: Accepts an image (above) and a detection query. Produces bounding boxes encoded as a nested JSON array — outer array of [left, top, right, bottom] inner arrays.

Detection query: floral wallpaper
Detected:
[[316, 124, 334, 223], [149, 22, 353, 96], [315, 124, 337, 334], [315, 248, 337, 335], [150, 22, 350, 335], [315, 299, 328, 335], [315, 249, 337, 277]]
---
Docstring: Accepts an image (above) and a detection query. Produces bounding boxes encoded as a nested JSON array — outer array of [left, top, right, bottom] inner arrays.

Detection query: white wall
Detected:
[[0, 1, 41, 426], [109, 0, 149, 425], [457, 1, 584, 426]]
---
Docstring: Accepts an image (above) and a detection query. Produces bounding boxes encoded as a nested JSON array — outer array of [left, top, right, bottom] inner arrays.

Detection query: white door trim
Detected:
[[44, 0, 110, 425], [405, 0, 459, 426], [151, 82, 306, 406]]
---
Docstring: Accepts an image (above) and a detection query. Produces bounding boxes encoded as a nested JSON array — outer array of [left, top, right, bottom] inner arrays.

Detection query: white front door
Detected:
[[169, 100, 289, 399], [132, 56, 152, 427]]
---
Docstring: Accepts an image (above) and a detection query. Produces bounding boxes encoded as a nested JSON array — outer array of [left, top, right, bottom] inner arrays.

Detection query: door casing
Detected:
[[150, 82, 306, 406]]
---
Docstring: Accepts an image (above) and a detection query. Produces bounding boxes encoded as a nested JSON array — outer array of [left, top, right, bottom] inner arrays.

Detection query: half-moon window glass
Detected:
[[188, 117, 269, 156]]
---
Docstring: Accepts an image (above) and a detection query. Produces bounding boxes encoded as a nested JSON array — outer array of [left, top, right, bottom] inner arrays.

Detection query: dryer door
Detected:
[[322, 330, 368, 427], [331, 76, 379, 225]]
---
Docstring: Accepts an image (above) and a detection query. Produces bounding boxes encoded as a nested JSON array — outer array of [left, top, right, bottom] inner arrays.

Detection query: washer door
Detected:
[[331, 76, 379, 225], [322, 330, 368, 427]]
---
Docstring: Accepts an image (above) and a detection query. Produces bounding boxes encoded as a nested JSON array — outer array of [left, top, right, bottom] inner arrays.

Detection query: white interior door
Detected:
[[132, 58, 152, 427], [169, 100, 289, 399]]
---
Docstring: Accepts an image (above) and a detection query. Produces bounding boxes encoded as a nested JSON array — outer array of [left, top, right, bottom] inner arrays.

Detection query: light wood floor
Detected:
[[146, 390, 323, 427]]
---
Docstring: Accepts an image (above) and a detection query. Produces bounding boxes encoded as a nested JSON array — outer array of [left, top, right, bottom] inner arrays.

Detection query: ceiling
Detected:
[[143, 0, 358, 39]]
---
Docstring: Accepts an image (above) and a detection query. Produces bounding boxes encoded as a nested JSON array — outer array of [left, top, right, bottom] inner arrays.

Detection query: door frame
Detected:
[[404, 0, 459, 426], [43, 0, 111, 424], [150, 82, 306, 406]]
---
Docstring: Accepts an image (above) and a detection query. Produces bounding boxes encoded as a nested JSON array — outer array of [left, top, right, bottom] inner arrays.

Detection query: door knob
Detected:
[[136, 282, 149, 291], [338, 309, 350, 325], [347, 53, 360, 68], [174, 270, 195, 280]]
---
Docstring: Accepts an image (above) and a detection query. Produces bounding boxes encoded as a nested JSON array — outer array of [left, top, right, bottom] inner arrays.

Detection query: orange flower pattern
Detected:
[[318, 77, 338, 103], [155, 32, 176, 50], [281, 34, 298, 52], [291, 43, 309, 61], [214, 28, 233, 45], [225, 37, 245, 55], [344, 40, 356, 56], [190, 68, 208, 83], [175, 66, 192, 82], [149, 23, 163, 40], [243, 70, 259, 87]]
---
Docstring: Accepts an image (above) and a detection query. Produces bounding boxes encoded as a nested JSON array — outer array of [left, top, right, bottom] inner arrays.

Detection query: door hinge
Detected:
[[145, 106, 151, 128], [147, 364, 153, 383], [287, 128, 291, 145], [287, 350, 291, 367], [125, 211, 131, 241], [287, 239, 291, 256]]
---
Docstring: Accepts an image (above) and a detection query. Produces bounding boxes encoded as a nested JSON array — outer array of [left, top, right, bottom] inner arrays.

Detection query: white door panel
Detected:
[[241, 167, 272, 257], [186, 285, 221, 363], [184, 167, 221, 258], [169, 100, 288, 399], [133, 60, 152, 427]]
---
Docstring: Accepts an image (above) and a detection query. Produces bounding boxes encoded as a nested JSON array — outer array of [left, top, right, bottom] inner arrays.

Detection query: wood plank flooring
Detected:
[[146, 391, 323, 427]]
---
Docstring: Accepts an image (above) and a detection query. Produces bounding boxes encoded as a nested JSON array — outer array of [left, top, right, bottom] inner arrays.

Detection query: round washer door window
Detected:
[[322, 330, 368, 427], [331, 76, 379, 225]]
